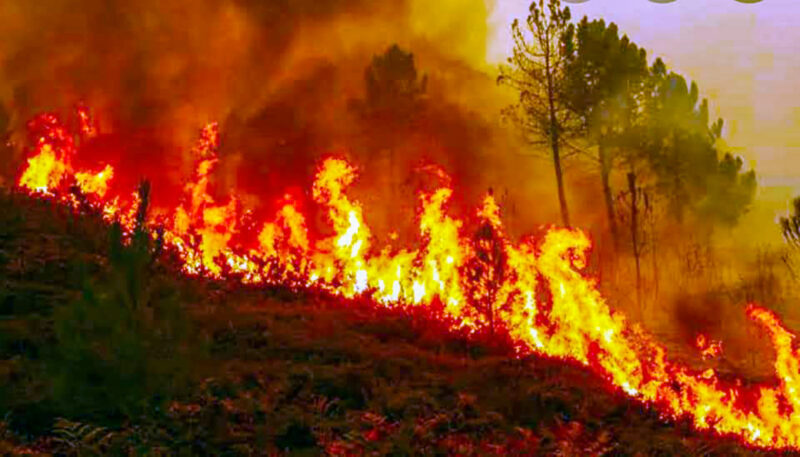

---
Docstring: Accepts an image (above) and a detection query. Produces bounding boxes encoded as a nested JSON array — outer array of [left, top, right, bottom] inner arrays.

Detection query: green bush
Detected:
[[46, 181, 200, 422]]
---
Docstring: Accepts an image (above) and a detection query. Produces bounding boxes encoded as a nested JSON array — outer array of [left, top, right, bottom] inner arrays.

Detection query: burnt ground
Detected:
[[0, 189, 792, 456]]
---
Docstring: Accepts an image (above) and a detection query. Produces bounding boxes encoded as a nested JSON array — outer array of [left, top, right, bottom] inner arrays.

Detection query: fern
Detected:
[[52, 418, 117, 456]]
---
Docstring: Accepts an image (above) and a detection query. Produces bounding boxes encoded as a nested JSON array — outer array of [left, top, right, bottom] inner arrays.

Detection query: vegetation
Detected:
[[0, 178, 781, 456], [498, 0, 576, 227], [780, 197, 800, 248], [362, 44, 427, 122], [46, 181, 198, 422], [495, 0, 760, 327], [499, 0, 756, 238], [563, 17, 649, 244], [0, 2, 783, 456]]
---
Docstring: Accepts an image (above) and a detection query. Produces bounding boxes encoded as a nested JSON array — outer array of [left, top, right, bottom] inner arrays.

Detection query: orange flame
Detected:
[[75, 165, 114, 197], [15, 106, 800, 450], [696, 334, 723, 360]]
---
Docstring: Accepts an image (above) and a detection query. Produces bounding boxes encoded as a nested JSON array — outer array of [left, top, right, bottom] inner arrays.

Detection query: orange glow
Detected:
[[75, 165, 114, 197], [16, 106, 800, 450]]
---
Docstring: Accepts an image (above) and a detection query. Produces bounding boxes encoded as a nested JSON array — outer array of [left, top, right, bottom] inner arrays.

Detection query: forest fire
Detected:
[[14, 106, 800, 451]]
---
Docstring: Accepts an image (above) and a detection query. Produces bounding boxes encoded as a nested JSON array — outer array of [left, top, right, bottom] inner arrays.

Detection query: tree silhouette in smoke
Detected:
[[563, 17, 649, 244], [363, 44, 427, 122], [781, 197, 800, 248]]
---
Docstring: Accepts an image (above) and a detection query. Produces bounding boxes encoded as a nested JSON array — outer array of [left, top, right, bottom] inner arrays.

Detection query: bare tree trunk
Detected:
[[650, 220, 660, 315], [390, 147, 397, 237], [551, 138, 570, 227], [544, 39, 570, 227], [599, 140, 618, 245], [627, 172, 642, 318]]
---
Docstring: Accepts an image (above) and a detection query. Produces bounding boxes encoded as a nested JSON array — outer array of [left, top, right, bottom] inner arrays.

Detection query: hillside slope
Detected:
[[0, 190, 781, 456]]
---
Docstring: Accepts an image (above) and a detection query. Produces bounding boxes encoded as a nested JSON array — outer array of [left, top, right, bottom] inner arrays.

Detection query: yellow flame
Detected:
[[18, 107, 800, 450]]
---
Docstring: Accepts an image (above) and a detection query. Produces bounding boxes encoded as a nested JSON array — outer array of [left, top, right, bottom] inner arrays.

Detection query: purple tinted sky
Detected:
[[489, 0, 800, 188]]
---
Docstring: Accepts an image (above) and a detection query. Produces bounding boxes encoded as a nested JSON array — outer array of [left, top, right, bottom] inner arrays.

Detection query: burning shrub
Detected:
[[44, 182, 201, 422], [462, 200, 509, 335]]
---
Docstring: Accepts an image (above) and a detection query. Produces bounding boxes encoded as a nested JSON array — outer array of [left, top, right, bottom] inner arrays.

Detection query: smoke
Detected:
[[0, 0, 564, 238], [0, 0, 396, 127], [3, 0, 792, 375], [0, 0, 768, 254]]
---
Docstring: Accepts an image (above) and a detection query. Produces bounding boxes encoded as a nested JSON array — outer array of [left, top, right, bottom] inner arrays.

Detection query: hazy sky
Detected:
[[488, 0, 800, 190]]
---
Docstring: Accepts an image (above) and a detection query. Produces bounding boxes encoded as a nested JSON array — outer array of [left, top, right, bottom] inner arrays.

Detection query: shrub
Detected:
[[45, 181, 200, 423]]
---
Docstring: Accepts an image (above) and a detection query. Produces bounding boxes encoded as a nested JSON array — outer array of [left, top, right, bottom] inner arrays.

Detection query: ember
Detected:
[[15, 106, 800, 450], [696, 334, 723, 360]]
